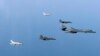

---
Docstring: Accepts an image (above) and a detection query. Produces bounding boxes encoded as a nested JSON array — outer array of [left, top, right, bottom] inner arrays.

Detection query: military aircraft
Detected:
[[61, 24, 96, 34], [43, 12, 50, 16], [59, 19, 72, 23], [40, 35, 56, 40], [10, 40, 22, 46]]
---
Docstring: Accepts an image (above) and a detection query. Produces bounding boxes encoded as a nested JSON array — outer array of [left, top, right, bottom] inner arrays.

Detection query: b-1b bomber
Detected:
[[61, 24, 96, 34]]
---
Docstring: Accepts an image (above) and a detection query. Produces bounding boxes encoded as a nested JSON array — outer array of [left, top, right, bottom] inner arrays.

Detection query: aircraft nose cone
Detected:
[[93, 31, 96, 33]]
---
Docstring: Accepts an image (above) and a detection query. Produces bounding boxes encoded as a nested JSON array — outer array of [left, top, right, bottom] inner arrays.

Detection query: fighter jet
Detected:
[[43, 12, 50, 16], [10, 40, 22, 46], [61, 25, 96, 34], [40, 35, 56, 41], [59, 19, 72, 23]]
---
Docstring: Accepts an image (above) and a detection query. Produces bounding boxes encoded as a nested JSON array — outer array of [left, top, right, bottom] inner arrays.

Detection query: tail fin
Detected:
[[62, 24, 67, 28], [10, 40, 14, 43], [40, 35, 44, 39], [59, 19, 62, 23], [61, 24, 67, 31]]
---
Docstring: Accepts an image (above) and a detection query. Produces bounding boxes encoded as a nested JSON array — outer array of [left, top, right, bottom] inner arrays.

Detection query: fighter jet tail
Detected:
[[10, 40, 14, 43]]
